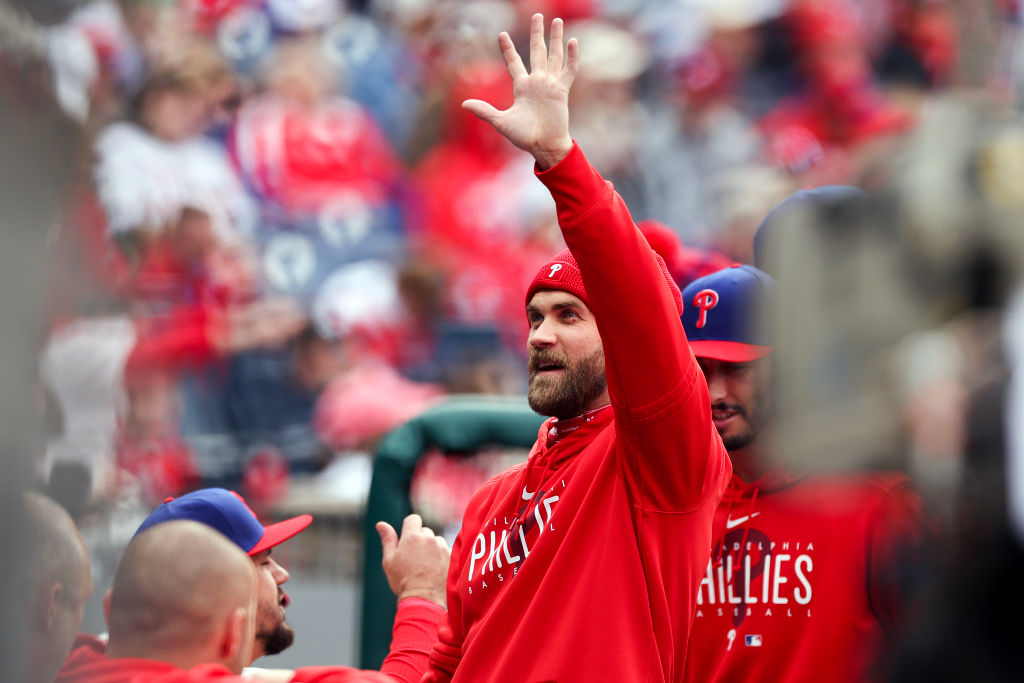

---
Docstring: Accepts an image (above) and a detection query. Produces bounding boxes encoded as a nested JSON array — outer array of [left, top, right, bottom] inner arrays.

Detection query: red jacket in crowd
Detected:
[[423, 144, 732, 682]]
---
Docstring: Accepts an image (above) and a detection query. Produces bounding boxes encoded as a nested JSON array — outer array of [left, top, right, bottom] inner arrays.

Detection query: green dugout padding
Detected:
[[360, 394, 546, 669]]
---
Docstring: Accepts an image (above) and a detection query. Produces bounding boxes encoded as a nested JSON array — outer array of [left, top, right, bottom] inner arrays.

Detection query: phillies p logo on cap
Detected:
[[693, 289, 720, 329], [680, 264, 775, 363]]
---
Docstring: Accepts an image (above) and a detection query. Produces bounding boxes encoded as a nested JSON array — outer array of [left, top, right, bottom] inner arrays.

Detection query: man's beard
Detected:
[[716, 384, 771, 452], [257, 620, 294, 656], [527, 347, 607, 419], [256, 589, 295, 656], [716, 402, 759, 451]]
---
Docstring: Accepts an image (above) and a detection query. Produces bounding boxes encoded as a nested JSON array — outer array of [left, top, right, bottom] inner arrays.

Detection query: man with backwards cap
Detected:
[[678, 264, 929, 683], [57, 488, 449, 682], [420, 14, 731, 682]]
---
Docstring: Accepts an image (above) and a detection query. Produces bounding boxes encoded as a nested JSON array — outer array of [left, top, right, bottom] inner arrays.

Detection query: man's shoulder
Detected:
[[791, 469, 919, 515], [818, 469, 914, 495], [480, 462, 530, 495], [54, 633, 107, 679], [69, 632, 108, 653], [458, 461, 530, 516], [289, 665, 393, 682]]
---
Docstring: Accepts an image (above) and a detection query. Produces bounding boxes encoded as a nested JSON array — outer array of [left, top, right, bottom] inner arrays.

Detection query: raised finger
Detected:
[[376, 521, 398, 560], [498, 32, 527, 80], [563, 37, 580, 87], [548, 17, 564, 73], [529, 13, 547, 73], [401, 513, 423, 537]]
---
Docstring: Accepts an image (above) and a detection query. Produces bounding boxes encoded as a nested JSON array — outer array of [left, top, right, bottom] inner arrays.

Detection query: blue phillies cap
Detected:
[[681, 264, 775, 362], [134, 488, 312, 556]]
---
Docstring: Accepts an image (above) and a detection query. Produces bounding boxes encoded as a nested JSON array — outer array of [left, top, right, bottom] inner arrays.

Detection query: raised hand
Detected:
[[377, 513, 451, 608], [462, 13, 579, 169]]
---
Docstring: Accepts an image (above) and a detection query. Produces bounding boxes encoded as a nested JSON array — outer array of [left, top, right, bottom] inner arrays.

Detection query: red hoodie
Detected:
[[56, 599, 442, 683], [423, 144, 732, 682], [683, 469, 928, 683]]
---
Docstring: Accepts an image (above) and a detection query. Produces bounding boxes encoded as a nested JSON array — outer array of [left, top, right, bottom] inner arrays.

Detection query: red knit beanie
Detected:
[[526, 248, 683, 315]]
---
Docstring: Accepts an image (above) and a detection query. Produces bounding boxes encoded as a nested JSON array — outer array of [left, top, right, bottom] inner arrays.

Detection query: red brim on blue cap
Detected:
[[247, 514, 313, 556], [689, 340, 773, 363], [134, 488, 316, 556]]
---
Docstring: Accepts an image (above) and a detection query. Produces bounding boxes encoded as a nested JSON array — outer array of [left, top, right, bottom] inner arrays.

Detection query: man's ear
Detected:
[[102, 589, 112, 630], [36, 581, 61, 631], [220, 606, 248, 673]]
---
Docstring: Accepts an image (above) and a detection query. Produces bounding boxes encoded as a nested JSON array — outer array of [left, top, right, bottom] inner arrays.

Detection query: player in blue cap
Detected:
[[679, 263, 929, 683], [134, 488, 315, 660]]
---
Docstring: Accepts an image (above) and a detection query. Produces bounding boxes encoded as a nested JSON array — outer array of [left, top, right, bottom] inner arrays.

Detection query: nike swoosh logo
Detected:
[[725, 512, 761, 530], [522, 487, 535, 501]]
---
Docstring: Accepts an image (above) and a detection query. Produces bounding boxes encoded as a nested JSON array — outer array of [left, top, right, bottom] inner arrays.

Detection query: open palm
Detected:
[[463, 14, 579, 169]]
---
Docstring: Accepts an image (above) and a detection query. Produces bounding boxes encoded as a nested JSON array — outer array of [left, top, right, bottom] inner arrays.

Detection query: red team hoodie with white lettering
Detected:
[[423, 144, 732, 682], [683, 469, 927, 683]]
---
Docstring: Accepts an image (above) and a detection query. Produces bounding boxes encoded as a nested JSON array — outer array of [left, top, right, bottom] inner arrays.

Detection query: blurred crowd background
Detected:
[[5, 0, 1024, 672]]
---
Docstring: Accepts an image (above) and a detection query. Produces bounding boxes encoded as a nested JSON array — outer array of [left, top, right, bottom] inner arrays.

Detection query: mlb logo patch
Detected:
[[745, 634, 763, 647]]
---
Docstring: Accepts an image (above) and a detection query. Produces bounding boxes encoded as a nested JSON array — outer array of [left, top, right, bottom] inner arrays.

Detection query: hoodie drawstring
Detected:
[[508, 445, 555, 541], [715, 490, 738, 564], [715, 482, 760, 568], [737, 486, 759, 566]]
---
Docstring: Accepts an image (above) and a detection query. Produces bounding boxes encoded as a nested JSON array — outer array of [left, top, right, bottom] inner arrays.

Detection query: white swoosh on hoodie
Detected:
[[724, 512, 761, 530]]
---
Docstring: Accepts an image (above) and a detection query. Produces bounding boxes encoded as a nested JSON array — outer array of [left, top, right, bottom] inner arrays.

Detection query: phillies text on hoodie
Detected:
[[683, 469, 929, 683]]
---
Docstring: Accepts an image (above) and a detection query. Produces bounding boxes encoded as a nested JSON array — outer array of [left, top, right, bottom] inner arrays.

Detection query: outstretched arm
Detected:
[[469, 14, 728, 511], [462, 14, 578, 170]]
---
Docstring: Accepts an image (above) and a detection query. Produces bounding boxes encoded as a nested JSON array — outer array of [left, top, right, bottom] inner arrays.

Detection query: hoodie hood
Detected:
[[515, 405, 614, 497], [506, 405, 614, 541]]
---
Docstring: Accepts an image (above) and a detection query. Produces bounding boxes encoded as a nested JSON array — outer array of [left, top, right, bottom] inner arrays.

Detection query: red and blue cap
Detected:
[[134, 488, 312, 556], [681, 264, 775, 362]]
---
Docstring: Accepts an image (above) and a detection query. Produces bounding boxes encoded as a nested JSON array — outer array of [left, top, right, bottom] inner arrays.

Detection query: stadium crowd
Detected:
[[17, 0, 974, 510]]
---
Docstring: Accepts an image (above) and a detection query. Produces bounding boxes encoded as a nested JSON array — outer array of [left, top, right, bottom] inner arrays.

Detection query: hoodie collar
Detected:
[[546, 404, 613, 445], [726, 464, 806, 499]]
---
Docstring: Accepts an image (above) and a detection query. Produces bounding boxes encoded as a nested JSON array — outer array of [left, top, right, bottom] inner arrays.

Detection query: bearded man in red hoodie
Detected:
[[679, 262, 929, 682], [422, 15, 732, 683]]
